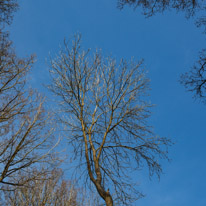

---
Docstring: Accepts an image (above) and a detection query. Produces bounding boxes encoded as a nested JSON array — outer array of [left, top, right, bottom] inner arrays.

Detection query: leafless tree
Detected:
[[0, 8, 59, 188], [118, 0, 204, 19], [0, 168, 98, 206], [0, 0, 18, 26], [0, 53, 58, 187], [49, 35, 171, 206], [180, 49, 206, 102]]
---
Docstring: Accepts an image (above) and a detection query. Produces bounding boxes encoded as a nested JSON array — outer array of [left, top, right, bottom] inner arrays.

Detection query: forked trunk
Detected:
[[93, 182, 113, 206]]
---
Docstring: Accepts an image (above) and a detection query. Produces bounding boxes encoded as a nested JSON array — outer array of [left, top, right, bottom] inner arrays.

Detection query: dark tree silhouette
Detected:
[[119, 0, 206, 103], [0, 0, 18, 26], [180, 49, 206, 102], [118, 0, 204, 19]]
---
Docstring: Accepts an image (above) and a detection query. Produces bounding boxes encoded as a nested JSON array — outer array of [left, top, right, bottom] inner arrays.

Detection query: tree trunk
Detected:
[[93, 181, 113, 206], [105, 194, 113, 206]]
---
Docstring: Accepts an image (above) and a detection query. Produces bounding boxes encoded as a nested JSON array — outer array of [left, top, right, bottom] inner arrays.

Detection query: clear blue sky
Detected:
[[9, 0, 206, 205]]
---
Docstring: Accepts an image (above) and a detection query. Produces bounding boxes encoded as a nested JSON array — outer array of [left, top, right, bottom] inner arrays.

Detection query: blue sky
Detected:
[[9, 0, 206, 205]]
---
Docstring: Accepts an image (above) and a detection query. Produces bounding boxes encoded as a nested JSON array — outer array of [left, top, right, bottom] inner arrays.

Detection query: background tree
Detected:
[[0, 0, 18, 26], [0, 0, 59, 188], [118, 0, 204, 19], [118, 0, 206, 103], [180, 49, 206, 102], [0, 168, 99, 206], [0, 33, 59, 187], [49, 35, 171, 206]]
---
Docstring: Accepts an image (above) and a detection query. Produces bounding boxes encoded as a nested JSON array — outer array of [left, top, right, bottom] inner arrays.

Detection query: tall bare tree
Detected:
[[49, 35, 171, 206]]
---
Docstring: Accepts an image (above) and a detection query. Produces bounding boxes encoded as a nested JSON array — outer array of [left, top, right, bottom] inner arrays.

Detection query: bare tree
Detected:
[[180, 49, 206, 102], [0, 7, 59, 188], [1, 167, 101, 206], [0, 49, 58, 187], [49, 35, 171, 206], [0, 0, 18, 26], [118, 0, 204, 20], [0, 168, 95, 206]]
